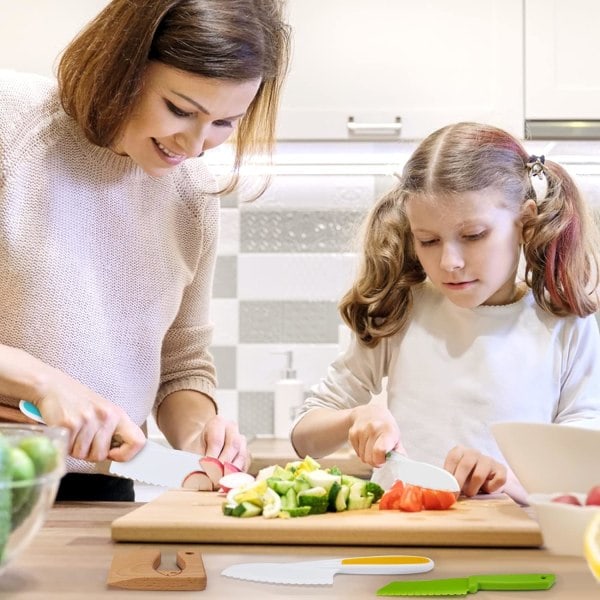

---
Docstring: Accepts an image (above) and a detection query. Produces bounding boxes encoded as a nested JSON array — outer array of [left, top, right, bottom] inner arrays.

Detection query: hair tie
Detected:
[[526, 154, 545, 180]]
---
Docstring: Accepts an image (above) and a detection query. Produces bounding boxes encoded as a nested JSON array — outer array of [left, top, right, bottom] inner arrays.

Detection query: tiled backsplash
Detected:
[[152, 141, 600, 442]]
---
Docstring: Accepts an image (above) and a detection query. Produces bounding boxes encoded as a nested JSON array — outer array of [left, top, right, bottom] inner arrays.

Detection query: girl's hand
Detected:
[[188, 415, 250, 471], [348, 404, 404, 467], [443, 445, 507, 496], [37, 369, 146, 463]]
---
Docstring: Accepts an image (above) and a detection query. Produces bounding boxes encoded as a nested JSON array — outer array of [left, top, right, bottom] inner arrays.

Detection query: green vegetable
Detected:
[[267, 478, 295, 495], [297, 486, 329, 515], [365, 481, 384, 503], [9, 447, 35, 513], [0, 435, 11, 562], [18, 436, 58, 475], [231, 501, 262, 518], [305, 469, 341, 492], [347, 481, 374, 511]]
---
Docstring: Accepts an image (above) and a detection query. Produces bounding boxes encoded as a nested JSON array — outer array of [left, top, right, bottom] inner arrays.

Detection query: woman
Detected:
[[0, 0, 290, 500]]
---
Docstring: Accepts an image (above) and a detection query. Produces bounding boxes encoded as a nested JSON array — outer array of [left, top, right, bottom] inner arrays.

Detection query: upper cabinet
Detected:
[[277, 0, 524, 140], [525, 0, 600, 137]]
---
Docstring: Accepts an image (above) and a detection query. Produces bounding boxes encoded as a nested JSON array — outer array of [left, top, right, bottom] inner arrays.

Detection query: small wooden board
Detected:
[[111, 490, 542, 548], [107, 545, 206, 591]]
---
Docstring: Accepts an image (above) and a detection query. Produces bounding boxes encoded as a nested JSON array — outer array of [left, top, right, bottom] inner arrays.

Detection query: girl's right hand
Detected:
[[347, 404, 404, 467], [36, 368, 146, 463]]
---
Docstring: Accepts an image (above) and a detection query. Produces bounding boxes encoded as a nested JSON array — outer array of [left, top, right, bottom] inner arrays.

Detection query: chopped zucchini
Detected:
[[297, 486, 329, 515], [281, 506, 311, 518], [305, 469, 341, 492], [267, 478, 295, 495]]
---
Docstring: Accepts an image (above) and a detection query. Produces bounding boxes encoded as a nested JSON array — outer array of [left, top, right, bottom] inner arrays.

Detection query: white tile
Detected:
[[214, 389, 239, 422], [237, 343, 342, 392], [218, 207, 239, 255], [238, 253, 358, 300], [210, 299, 239, 345]]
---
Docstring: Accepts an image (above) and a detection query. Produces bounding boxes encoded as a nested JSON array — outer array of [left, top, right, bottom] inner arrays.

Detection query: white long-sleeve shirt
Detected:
[[296, 281, 600, 468], [0, 70, 219, 473]]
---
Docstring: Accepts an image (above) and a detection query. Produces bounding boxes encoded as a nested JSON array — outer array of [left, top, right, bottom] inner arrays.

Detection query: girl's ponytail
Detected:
[[523, 159, 600, 316]]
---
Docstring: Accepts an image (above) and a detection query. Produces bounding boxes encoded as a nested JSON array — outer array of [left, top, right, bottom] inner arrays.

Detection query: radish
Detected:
[[551, 494, 581, 506], [219, 472, 256, 493], [585, 485, 600, 506], [199, 456, 225, 489], [181, 471, 213, 491], [223, 462, 242, 476]]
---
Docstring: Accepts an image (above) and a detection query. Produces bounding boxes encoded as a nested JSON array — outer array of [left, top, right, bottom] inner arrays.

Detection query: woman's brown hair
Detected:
[[341, 122, 600, 347], [58, 0, 290, 196]]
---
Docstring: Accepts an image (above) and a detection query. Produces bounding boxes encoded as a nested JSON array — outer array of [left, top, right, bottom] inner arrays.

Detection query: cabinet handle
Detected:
[[347, 116, 402, 136]]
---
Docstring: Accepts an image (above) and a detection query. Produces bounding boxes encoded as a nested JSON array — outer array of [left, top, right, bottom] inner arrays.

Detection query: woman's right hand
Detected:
[[347, 404, 404, 467], [37, 368, 146, 463]]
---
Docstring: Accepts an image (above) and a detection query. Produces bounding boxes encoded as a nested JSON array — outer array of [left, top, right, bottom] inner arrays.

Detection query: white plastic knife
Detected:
[[221, 555, 435, 585], [371, 451, 460, 492], [19, 400, 204, 488]]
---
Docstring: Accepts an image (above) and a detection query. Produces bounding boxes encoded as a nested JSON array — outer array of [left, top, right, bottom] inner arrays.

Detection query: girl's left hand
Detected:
[[190, 415, 250, 471], [443, 445, 507, 497]]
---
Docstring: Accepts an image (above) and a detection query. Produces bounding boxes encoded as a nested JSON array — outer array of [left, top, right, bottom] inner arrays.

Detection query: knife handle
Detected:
[[20, 401, 124, 448], [338, 555, 434, 575], [472, 574, 555, 591]]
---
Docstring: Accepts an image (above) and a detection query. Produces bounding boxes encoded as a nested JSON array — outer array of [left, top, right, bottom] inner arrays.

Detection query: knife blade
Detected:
[[221, 555, 435, 585], [371, 451, 460, 493], [19, 400, 204, 488], [376, 573, 556, 596]]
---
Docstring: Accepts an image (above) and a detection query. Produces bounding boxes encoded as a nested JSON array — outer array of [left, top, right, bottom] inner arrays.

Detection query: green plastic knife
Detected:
[[376, 573, 556, 596]]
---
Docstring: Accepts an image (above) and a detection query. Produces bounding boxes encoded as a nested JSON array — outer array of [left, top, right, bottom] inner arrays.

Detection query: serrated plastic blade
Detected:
[[109, 440, 203, 488], [221, 563, 334, 585]]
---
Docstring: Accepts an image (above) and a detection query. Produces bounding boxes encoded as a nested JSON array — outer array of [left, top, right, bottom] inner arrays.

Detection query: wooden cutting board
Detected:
[[111, 490, 542, 547]]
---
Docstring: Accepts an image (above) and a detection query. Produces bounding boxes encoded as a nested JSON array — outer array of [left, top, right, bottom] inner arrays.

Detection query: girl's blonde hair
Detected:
[[341, 122, 600, 347], [58, 0, 290, 198]]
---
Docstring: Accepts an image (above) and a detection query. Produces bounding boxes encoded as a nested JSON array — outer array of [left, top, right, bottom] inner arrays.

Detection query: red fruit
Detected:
[[199, 456, 225, 489], [585, 485, 600, 506], [181, 471, 213, 491], [551, 494, 582, 506]]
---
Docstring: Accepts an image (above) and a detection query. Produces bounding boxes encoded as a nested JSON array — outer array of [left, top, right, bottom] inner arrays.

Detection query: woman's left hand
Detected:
[[190, 415, 250, 471], [443, 445, 507, 497]]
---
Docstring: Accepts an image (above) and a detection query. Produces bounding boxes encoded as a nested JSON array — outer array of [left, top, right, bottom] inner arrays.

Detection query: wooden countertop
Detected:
[[2, 501, 598, 598], [248, 435, 372, 478]]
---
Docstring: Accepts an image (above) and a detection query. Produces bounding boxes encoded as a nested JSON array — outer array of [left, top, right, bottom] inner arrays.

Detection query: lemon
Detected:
[[584, 511, 600, 583]]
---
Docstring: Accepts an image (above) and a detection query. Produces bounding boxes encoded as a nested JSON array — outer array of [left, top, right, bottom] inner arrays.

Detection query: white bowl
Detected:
[[492, 422, 600, 557], [527, 493, 600, 556]]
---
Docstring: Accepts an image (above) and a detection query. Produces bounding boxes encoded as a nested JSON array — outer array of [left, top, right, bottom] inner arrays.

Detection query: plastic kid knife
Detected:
[[221, 555, 435, 585], [19, 400, 205, 488], [376, 573, 556, 596], [371, 451, 460, 492]]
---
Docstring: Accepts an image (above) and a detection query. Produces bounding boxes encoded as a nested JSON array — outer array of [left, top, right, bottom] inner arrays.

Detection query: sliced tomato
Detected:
[[421, 488, 457, 510], [379, 480, 456, 512], [379, 480, 404, 510], [398, 483, 423, 512]]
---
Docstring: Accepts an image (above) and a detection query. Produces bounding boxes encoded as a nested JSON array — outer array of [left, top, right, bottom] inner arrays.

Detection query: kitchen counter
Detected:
[[2, 501, 597, 599], [248, 435, 372, 478]]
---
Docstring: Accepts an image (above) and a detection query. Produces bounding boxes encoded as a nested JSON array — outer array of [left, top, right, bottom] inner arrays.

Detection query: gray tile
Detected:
[[219, 190, 239, 208], [211, 346, 236, 389], [240, 209, 365, 253], [240, 301, 339, 343], [238, 391, 274, 437], [212, 256, 237, 298]]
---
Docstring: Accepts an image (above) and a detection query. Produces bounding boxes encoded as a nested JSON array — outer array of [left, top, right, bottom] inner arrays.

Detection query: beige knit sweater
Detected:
[[0, 70, 219, 473]]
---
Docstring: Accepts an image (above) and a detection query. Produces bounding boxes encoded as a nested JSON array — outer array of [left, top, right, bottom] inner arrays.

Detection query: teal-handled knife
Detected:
[[376, 573, 556, 596]]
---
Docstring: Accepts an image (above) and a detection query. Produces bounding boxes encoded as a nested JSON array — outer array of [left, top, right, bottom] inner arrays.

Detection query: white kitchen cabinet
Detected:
[[277, 0, 524, 140], [525, 0, 600, 128]]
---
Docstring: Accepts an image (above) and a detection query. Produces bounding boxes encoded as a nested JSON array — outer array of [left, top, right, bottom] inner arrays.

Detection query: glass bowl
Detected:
[[0, 424, 68, 576]]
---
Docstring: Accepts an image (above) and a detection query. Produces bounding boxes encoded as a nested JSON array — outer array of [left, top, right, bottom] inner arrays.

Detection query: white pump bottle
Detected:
[[273, 350, 304, 438]]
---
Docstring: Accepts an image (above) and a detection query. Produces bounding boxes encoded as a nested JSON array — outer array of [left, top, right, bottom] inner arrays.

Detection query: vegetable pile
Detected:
[[221, 456, 384, 519], [0, 431, 59, 561]]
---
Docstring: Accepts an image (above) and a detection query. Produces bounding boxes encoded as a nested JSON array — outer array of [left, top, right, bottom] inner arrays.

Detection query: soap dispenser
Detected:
[[273, 350, 304, 438]]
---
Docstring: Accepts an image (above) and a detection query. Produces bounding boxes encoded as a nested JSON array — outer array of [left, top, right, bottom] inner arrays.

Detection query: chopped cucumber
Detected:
[[267, 478, 295, 495], [280, 487, 297, 510], [231, 501, 263, 518], [0, 435, 11, 562], [281, 506, 311, 518], [328, 482, 350, 512], [305, 469, 341, 492], [365, 481, 384, 503], [347, 482, 374, 510], [297, 486, 329, 515]]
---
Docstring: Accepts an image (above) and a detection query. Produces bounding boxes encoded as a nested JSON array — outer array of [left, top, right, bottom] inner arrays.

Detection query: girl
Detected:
[[0, 0, 290, 500], [291, 122, 600, 503]]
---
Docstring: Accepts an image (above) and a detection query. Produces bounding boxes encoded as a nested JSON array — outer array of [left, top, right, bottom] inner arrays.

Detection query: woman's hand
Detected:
[[37, 369, 146, 463], [347, 404, 404, 467], [443, 445, 507, 496], [187, 415, 250, 471]]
